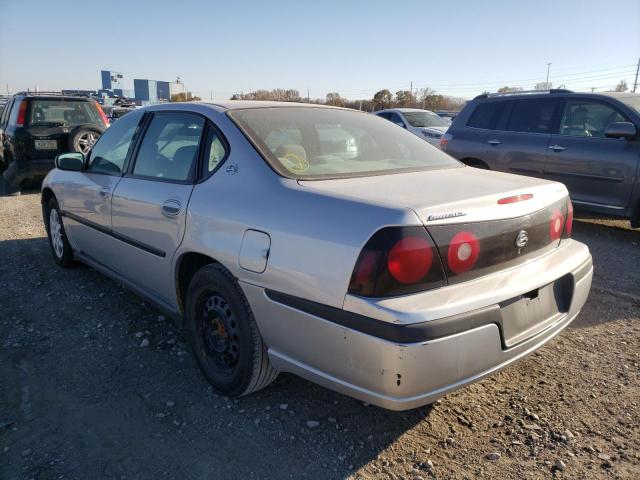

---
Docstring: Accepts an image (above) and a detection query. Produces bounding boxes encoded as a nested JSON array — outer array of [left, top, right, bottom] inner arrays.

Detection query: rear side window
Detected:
[[28, 99, 105, 128], [88, 110, 142, 174], [133, 113, 204, 182], [467, 102, 503, 129], [201, 126, 228, 176], [506, 99, 556, 134]]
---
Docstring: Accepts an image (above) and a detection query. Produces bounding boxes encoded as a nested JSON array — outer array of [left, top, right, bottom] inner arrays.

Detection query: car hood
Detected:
[[298, 167, 567, 225]]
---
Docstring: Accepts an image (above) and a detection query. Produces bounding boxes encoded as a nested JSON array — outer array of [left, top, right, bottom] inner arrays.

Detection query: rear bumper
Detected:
[[3, 158, 55, 187], [242, 239, 592, 410]]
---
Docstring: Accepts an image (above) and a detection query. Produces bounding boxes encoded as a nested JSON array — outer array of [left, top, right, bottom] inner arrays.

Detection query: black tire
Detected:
[[67, 125, 104, 154], [44, 197, 74, 267], [185, 263, 278, 396]]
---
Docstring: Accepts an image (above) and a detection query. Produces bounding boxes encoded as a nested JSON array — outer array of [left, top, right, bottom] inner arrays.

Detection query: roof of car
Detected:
[[203, 100, 345, 111], [473, 90, 640, 102], [376, 108, 437, 113]]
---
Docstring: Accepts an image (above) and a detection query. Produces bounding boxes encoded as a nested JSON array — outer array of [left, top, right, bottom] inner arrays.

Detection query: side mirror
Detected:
[[56, 152, 86, 171], [604, 122, 637, 140]]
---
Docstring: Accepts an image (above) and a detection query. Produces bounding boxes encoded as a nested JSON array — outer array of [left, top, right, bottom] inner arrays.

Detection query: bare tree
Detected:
[[534, 82, 552, 90], [395, 90, 416, 107], [614, 80, 628, 92]]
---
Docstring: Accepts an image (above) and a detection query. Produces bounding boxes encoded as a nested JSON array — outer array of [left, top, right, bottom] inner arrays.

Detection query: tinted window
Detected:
[[506, 99, 556, 134], [201, 126, 228, 176], [376, 112, 391, 120], [389, 113, 405, 125], [133, 113, 204, 181], [467, 102, 503, 129], [229, 107, 459, 179], [28, 99, 105, 128], [559, 100, 627, 138], [88, 110, 142, 174]]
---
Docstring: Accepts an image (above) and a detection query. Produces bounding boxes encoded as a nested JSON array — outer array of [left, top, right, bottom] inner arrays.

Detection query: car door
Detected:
[[481, 98, 559, 177], [544, 98, 640, 210], [108, 111, 206, 303], [59, 109, 144, 265]]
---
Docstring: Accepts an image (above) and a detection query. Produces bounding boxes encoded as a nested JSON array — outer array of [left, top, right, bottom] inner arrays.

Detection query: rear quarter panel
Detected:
[[178, 113, 420, 309]]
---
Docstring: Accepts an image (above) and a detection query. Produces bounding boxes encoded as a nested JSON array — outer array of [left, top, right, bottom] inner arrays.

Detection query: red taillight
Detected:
[[439, 133, 452, 150], [550, 210, 564, 241], [348, 227, 446, 297], [388, 236, 433, 284], [447, 231, 480, 274], [95, 102, 109, 127], [563, 199, 574, 238], [16, 100, 28, 127], [498, 193, 534, 204]]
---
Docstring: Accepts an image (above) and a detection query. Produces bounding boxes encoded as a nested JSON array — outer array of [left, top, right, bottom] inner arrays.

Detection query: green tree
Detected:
[[372, 89, 393, 110], [325, 92, 345, 107], [395, 90, 416, 107]]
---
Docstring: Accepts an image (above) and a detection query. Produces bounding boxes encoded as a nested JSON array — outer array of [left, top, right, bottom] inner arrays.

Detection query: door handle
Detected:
[[98, 188, 110, 199], [487, 139, 501, 146], [549, 144, 566, 152], [161, 200, 182, 218]]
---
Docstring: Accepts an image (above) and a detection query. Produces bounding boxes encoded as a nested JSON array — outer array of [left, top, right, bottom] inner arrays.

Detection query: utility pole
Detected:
[[546, 63, 551, 86], [307, 88, 310, 102], [410, 80, 413, 95], [359, 99, 362, 111], [633, 57, 640, 93]]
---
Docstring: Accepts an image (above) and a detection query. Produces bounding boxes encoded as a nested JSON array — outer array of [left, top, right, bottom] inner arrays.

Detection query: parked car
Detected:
[[441, 90, 640, 227], [0, 92, 108, 194], [375, 108, 450, 146], [41, 101, 592, 410]]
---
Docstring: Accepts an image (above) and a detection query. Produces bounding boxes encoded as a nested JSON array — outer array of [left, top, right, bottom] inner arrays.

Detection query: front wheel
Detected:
[[185, 263, 278, 397], [45, 197, 74, 267]]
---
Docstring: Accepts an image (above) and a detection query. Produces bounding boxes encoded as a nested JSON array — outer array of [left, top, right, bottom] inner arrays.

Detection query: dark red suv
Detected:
[[0, 92, 108, 194]]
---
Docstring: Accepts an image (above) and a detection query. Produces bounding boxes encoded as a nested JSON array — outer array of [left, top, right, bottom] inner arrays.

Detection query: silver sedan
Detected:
[[41, 101, 593, 410]]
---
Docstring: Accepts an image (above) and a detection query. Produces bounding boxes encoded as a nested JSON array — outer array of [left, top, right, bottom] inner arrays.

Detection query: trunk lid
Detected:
[[298, 166, 568, 224], [300, 166, 571, 285]]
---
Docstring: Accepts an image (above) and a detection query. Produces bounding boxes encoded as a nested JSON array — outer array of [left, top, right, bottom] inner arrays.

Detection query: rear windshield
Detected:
[[229, 107, 460, 179], [28, 99, 104, 128], [402, 111, 450, 128]]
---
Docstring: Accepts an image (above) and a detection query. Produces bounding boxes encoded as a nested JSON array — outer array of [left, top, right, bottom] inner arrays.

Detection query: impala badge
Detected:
[[515, 230, 529, 251]]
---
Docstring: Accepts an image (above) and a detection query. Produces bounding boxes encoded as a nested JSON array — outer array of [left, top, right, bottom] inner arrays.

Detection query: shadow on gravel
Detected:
[[0, 235, 434, 479]]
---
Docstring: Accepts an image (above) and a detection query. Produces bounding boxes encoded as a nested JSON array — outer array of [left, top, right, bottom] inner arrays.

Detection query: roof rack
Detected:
[[13, 90, 95, 97], [474, 88, 573, 100]]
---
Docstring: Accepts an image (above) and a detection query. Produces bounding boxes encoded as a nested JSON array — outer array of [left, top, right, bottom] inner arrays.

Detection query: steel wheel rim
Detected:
[[49, 208, 64, 258], [77, 132, 98, 153], [200, 293, 240, 373]]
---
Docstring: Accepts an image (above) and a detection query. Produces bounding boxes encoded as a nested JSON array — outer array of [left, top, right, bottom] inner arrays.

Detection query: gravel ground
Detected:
[[1, 192, 639, 480]]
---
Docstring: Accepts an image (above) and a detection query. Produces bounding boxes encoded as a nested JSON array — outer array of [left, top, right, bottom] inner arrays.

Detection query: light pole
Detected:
[[546, 63, 551, 87]]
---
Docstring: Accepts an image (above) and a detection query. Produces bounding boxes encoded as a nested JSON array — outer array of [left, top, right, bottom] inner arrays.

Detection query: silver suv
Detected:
[[441, 90, 640, 227], [42, 101, 592, 410]]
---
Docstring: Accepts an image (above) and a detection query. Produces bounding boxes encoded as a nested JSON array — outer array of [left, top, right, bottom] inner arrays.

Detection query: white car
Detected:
[[375, 108, 450, 147]]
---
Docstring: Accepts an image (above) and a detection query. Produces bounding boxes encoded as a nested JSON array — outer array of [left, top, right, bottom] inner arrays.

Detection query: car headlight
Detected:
[[422, 131, 442, 138]]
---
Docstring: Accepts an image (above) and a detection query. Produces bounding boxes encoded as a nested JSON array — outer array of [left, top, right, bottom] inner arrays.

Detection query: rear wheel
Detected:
[[45, 197, 74, 267], [185, 263, 278, 396]]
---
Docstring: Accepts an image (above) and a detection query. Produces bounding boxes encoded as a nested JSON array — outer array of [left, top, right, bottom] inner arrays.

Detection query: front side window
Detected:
[[559, 101, 627, 138], [229, 107, 460, 179], [389, 113, 405, 126], [28, 99, 105, 128], [506, 99, 557, 134], [133, 113, 204, 181], [88, 110, 142, 174]]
